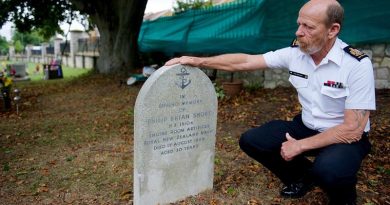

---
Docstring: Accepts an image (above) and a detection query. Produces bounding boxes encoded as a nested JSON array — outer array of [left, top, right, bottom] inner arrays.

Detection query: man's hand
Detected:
[[165, 53, 267, 72], [281, 133, 303, 161], [164, 56, 201, 67]]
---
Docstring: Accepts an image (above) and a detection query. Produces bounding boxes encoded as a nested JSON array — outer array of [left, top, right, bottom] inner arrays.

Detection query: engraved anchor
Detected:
[[175, 67, 191, 89]]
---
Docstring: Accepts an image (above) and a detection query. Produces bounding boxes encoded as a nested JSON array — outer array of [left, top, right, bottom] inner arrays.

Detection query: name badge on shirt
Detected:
[[323, 80, 345, 89], [289, 71, 308, 79]]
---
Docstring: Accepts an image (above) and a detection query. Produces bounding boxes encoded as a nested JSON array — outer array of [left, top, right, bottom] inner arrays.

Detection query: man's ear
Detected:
[[328, 23, 341, 39]]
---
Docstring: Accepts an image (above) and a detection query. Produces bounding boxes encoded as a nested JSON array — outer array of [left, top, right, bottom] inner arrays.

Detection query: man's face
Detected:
[[295, 9, 329, 55]]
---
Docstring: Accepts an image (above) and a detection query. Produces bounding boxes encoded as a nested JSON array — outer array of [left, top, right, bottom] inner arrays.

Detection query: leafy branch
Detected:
[[174, 0, 213, 14]]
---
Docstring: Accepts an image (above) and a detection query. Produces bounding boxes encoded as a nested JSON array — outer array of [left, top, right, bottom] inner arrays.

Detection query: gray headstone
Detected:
[[7, 63, 30, 81], [134, 65, 218, 205], [7, 63, 26, 77], [12, 64, 27, 77]]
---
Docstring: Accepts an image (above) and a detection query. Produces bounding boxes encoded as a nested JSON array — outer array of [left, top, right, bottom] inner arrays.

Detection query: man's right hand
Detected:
[[165, 53, 266, 72], [164, 56, 201, 67]]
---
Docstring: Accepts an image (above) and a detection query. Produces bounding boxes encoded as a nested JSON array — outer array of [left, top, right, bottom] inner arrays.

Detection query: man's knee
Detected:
[[311, 145, 365, 188], [239, 131, 253, 153], [239, 120, 287, 152], [311, 163, 357, 187], [311, 165, 358, 203]]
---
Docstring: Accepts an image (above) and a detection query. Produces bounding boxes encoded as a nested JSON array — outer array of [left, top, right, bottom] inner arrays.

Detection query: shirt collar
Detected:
[[324, 38, 343, 67], [296, 38, 343, 67]]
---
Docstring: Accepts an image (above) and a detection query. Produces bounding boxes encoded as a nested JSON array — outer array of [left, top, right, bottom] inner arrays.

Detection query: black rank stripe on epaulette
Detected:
[[290, 39, 299, 47], [343, 46, 368, 61]]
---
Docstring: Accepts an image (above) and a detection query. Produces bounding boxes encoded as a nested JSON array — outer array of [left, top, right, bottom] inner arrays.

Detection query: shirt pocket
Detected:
[[289, 75, 309, 88], [320, 85, 349, 114], [320, 86, 349, 98]]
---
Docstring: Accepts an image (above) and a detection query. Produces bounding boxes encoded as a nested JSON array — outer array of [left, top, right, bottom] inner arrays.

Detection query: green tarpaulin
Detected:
[[138, 0, 390, 55]]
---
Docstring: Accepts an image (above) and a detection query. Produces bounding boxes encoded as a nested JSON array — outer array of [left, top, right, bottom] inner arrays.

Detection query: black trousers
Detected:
[[239, 114, 371, 204]]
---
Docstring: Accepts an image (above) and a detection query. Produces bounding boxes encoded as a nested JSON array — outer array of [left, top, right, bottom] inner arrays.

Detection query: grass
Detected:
[[1, 61, 91, 82], [1, 73, 136, 204]]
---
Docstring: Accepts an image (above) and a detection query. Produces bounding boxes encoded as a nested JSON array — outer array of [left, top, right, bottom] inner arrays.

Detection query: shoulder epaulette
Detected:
[[343, 46, 368, 61], [290, 39, 299, 47]]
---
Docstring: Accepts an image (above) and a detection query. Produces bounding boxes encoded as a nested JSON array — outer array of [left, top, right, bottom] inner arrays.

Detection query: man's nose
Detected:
[[295, 26, 304, 37]]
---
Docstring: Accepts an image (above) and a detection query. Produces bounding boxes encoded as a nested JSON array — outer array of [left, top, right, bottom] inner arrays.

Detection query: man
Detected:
[[165, 0, 375, 204]]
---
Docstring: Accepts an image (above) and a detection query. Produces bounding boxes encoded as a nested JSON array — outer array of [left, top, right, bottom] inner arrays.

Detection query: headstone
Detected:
[[134, 64, 218, 205], [6, 63, 30, 81], [12, 64, 27, 77]]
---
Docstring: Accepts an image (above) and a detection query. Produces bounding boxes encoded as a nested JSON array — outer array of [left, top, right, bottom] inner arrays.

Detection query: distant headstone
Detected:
[[7, 63, 30, 81], [134, 65, 218, 205], [12, 64, 26, 77]]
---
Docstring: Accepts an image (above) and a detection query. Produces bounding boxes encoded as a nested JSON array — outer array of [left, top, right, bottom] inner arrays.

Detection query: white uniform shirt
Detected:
[[263, 38, 376, 132]]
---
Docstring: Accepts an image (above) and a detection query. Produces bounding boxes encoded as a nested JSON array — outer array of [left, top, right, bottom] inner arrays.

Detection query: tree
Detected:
[[174, 0, 212, 14], [0, 0, 148, 74], [14, 40, 23, 53], [0, 36, 8, 55], [12, 30, 45, 48]]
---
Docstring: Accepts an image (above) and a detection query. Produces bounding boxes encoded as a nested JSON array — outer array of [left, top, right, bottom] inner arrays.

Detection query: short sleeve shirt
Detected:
[[263, 38, 376, 132]]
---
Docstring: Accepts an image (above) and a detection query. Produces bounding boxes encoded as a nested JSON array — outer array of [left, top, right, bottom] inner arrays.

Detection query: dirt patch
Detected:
[[0, 74, 389, 204]]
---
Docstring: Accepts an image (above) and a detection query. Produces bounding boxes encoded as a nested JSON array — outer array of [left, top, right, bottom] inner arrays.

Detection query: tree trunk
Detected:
[[71, 0, 148, 74]]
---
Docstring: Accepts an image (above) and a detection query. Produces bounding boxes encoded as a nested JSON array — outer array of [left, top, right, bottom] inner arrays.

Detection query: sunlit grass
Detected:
[[1, 61, 92, 82]]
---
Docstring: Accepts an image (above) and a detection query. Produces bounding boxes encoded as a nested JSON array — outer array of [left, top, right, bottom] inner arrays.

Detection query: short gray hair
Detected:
[[326, 3, 344, 28]]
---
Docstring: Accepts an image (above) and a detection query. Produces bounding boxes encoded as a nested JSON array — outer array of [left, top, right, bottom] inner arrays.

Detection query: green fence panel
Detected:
[[138, 0, 390, 55], [339, 0, 390, 44]]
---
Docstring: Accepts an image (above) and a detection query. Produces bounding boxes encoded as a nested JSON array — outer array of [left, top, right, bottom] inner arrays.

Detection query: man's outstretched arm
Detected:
[[165, 54, 268, 72]]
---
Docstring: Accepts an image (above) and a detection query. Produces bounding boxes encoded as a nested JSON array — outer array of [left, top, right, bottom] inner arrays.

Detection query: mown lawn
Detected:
[[1, 61, 91, 82]]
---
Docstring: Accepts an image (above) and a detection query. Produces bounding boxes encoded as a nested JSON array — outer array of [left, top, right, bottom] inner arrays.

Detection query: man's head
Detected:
[[295, 0, 344, 55]]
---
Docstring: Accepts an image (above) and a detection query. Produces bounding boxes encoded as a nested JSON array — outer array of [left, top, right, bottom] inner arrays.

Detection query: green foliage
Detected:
[[127, 109, 134, 117], [376, 166, 390, 175], [174, 0, 213, 14], [0, 0, 79, 39], [213, 83, 225, 99], [12, 30, 44, 48], [66, 155, 76, 162], [214, 156, 222, 165], [14, 40, 23, 53], [3, 162, 10, 171], [11, 30, 46, 53], [0, 36, 8, 54], [245, 82, 262, 93], [226, 186, 236, 196]]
